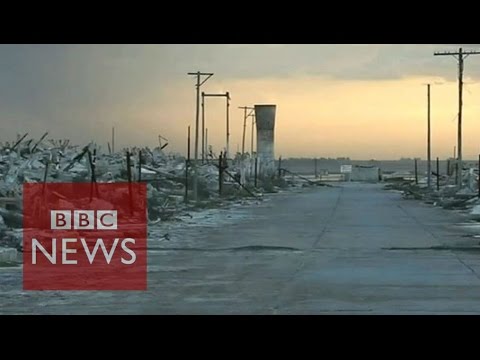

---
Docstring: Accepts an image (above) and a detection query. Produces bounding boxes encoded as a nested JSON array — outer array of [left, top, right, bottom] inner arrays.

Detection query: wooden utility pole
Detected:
[[238, 106, 255, 155], [226, 92, 230, 158], [426, 84, 432, 190], [434, 48, 480, 188], [201, 92, 205, 163], [242, 106, 247, 155], [188, 71, 214, 201], [203, 92, 231, 158]]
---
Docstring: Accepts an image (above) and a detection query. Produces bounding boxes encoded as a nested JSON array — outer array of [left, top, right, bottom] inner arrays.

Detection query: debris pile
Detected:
[[1, 135, 289, 251], [384, 164, 480, 217]]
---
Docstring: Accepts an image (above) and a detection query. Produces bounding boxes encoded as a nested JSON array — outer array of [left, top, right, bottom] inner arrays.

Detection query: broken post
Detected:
[[436, 157, 440, 191], [414, 158, 418, 184], [455, 162, 459, 185], [87, 149, 99, 200], [223, 168, 258, 198], [219, 152, 223, 196], [42, 160, 49, 196], [185, 126, 191, 203], [32, 132, 49, 153], [126, 150, 133, 213], [11, 133, 28, 151], [138, 150, 142, 182], [254, 157, 258, 188], [278, 156, 282, 178], [63, 145, 89, 172]]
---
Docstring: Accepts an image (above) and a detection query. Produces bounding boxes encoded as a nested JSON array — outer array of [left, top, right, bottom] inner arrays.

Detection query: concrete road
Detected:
[[2, 183, 480, 314]]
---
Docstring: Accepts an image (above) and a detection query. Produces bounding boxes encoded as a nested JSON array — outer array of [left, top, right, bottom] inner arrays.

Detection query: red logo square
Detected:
[[23, 182, 147, 290]]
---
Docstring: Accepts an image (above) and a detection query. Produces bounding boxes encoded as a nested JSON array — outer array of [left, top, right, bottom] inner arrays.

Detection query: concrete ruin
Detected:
[[255, 104, 276, 177]]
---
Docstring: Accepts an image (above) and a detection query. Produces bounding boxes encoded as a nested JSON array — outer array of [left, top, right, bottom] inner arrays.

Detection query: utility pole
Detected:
[[201, 92, 205, 163], [226, 92, 230, 158], [434, 48, 480, 188], [203, 92, 231, 158], [238, 106, 255, 155], [426, 84, 432, 190], [188, 71, 214, 201]]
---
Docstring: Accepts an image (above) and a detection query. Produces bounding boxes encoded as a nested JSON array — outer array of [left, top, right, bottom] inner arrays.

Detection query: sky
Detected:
[[1, 44, 480, 160]]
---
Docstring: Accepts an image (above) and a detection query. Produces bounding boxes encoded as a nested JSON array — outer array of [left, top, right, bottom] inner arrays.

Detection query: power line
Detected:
[[187, 71, 214, 201], [238, 106, 254, 155], [434, 48, 480, 188]]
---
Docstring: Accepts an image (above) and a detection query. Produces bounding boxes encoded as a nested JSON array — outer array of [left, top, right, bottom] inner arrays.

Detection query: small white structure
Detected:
[[350, 165, 381, 182]]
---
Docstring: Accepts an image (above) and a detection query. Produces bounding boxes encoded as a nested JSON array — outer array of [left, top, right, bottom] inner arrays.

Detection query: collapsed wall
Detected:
[[255, 104, 276, 177]]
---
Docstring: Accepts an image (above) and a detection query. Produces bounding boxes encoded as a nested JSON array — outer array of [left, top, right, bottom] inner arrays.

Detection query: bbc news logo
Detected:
[[32, 210, 135, 266], [50, 210, 118, 230], [23, 183, 147, 290]]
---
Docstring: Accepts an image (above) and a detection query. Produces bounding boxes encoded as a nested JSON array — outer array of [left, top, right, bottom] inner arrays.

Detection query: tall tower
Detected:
[[255, 104, 276, 177]]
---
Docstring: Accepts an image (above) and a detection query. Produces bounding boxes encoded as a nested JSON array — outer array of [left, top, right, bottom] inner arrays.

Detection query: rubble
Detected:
[[1, 134, 291, 251], [384, 164, 480, 219]]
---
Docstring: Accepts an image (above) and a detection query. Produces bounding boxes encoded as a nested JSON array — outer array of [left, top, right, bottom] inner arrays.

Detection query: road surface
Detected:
[[2, 182, 480, 314]]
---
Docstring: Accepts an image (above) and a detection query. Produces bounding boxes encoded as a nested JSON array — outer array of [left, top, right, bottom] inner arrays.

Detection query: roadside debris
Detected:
[[0, 134, 301, 252]]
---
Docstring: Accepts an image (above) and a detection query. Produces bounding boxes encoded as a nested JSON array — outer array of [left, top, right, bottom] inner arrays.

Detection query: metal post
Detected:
[[278, 156, 282, 178], [112, 127, 115, 154], [315, 158, 318, 178]]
